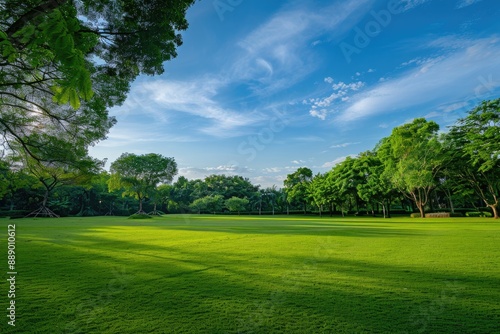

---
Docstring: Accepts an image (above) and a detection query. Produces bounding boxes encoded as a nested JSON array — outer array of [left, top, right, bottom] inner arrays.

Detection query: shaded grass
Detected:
[[0, 215, 499, 333]]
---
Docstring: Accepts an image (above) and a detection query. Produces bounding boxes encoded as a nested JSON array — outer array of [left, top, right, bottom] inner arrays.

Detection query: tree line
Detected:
[[0, 99, 498, 218]]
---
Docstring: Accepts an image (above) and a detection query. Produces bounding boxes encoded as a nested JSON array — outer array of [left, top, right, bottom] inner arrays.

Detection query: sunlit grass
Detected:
[[1, 215, 499, 333]]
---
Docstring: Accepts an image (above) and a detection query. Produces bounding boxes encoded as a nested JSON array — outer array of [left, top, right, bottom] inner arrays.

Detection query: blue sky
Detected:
[[89, 0, 500, 188]]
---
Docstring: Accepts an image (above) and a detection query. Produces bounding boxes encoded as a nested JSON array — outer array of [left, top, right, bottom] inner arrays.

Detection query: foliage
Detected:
[[446, 98, 500, 218], [189, 195, 224, 214], [1, 99, 499, 218], [284, 167, 313, 213], [378, 118, 442, 218], [1, 0, 195, 162], [109, 153, 177, 213], [465, 211, 493, 218], [225, 196, 249, 214], [204, 174, 259, 200]]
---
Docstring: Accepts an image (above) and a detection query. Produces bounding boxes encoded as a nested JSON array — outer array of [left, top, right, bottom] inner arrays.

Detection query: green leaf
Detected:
[[69, 89, 81, 109]]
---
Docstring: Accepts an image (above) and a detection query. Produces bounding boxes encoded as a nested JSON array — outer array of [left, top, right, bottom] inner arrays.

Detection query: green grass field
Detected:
[[1, 215, 499, 333]]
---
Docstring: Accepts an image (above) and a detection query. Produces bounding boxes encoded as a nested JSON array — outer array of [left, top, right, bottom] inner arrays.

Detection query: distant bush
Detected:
[[410, 213, 421, 218], [128, 213, 152, 219], [425, 212, 450, 218], [449, 212, 463, 217], [466, 211, 493, 218], [0, 210, 28, 218]]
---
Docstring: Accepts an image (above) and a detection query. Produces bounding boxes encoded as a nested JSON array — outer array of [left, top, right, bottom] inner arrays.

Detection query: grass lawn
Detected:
[[1, 215, 499, 333]]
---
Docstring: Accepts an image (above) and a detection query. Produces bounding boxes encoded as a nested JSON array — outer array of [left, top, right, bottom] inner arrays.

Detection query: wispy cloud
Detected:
[[231, 0, 372, 95], [331, 142, 360, 148], [321, 155, 357, 168], [116, 77, 265, 137], [336, 36, 500, 122], [457, 0, 482, 9]]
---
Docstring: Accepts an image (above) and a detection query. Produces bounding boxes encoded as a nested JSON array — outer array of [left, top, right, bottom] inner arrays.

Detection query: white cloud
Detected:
[[439, 101, 469, 113], [291, 160, 306, 164], [252, 175, 286, 188], [309, 108, 328, 120], [292, 136, 325, 142], [119, 78, 264, 137], [336, 37, 500, 123], [321, 155, 357, 168], [307, 80, 365, 120], [324, 77, 334, 84], [331, 142, 360, 148], [457, 0, 482, 8], [231, 0, 372, 95], [178, 165, 253, 180]]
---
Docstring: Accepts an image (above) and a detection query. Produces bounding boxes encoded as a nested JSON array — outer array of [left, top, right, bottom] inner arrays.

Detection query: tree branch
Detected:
[[6, 0, 68, 38]]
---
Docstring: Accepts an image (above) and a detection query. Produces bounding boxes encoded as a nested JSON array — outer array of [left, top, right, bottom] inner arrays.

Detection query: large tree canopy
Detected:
[[0, 0, 196, 161], [446, 99, 500, 218], [284, 167, 313, 214], [109, 153, 178, 213], [378, 118, 443, 218]]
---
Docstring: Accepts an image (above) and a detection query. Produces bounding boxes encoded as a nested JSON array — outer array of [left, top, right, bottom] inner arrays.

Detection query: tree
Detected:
[[21, 151, 102, 217], [109, 153, 177, 214], [309, 173, 333, 216], [189, 195, 224, 214], [355, 151, 396, 218], [378, 119, 443, 218], [225, 197, 249, 215], [284, 167, 313, 214], [1, 0, 195, 161], [329, 157, 364, 214], [204, 174, 259, 200], [446, 99, 500, 218]]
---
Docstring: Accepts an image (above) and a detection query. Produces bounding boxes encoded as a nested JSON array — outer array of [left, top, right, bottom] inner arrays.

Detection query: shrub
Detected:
[[466, 211, 493, 218], [410, 213, 421, 218], [450, 212, 463, 217], [425, 212, 450, 218], [128, 213, 152, 219]]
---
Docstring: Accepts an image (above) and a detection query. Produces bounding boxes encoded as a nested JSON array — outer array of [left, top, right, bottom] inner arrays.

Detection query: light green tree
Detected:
[[225, 197, 249, 215], [189, 195, 224, 214], [109, 153, 177, 214], [378, 118, 443, 218]]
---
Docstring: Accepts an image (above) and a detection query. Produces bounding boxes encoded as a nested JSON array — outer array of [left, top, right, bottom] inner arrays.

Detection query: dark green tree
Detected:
[[446, 99, 500, 218], [284, 167, 313, 214], [355, 151, 396, 218], [204, 174, 259, 200]]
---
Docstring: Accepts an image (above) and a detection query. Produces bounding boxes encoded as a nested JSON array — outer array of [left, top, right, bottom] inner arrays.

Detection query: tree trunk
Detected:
[[489, 204, 498, 219], [138, 197, 144, 213], [417, 202, 425, 218], [42, 189, 49, 207], [445, 188, 455, 214]]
